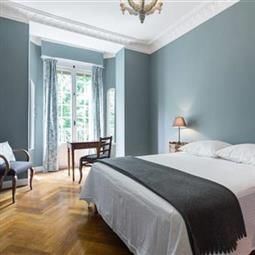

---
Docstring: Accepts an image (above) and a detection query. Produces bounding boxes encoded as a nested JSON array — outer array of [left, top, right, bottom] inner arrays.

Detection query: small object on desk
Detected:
[[169, 141, 188, 153]]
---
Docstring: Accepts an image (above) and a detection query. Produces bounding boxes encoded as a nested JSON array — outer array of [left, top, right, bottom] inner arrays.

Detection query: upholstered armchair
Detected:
[[0, 149, 34, 203]]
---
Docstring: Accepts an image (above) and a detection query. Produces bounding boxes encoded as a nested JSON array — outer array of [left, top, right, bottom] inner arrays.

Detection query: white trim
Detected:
[[28, 80, 35, 151], [106, 88, 116, 142], [42, 55, 103, 68], [1, 0, 240, 54], [2, 178, 28, 189], [104, 52, 116, 59], [0, 1, 29, 24], [34, 166, 44, 173], [30, 36, 42, 46], [0, 1, 146, 50], [56, 65, 93, 144], [72, 66, 77, 142]]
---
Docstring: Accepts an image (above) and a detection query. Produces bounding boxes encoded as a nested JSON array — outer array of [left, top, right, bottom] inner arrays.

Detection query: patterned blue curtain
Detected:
[[43, 59, 58, 171], [92, 66, 104, 139]]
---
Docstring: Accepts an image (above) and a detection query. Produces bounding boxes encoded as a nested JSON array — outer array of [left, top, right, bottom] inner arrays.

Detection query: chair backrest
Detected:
[[97, 136, 113, 158]]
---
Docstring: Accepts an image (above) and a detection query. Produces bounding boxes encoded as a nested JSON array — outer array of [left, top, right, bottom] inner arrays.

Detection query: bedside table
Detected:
[[169, 142, 188, 153]]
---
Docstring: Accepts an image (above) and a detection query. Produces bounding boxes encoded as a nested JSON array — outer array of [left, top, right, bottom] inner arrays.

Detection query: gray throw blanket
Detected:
[[98, 156, 246, 255]]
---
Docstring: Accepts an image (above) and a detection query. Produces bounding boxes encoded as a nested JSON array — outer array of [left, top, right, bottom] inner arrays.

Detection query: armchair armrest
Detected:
[[0, 154, 10, 176], [13, 149, 30, 162]]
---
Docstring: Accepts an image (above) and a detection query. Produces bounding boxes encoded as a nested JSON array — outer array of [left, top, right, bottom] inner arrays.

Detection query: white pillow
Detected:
[[181, 140, 231, 158], [216, 144, 255, 165], [0, 142, 16, 165]]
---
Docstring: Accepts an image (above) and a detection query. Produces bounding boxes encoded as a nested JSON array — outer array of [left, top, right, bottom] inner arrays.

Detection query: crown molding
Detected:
[[0, 0, 239, 55], [104, 52, 116, 59], [0, 0, 148, 53], [30, 36, 42, 47]]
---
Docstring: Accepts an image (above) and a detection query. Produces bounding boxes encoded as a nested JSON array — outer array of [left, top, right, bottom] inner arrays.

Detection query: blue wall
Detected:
[[0, 17, 29, 182], [116, 48, 150, 156], [150, 2, 255, 153], [0, 17, 29, 149], [103, 58, 116, 91], [125, 49, 150, 155], [30, 42, 43, 166], [4, 1, 253, 161], [41, 41, 104, 66]]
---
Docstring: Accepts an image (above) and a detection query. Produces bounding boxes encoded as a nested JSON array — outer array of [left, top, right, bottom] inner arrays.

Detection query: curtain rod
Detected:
[[41, 55, 104, 68]]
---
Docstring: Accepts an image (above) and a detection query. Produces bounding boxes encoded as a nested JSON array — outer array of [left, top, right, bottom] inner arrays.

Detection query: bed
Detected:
[[80, 152, 255, 255]]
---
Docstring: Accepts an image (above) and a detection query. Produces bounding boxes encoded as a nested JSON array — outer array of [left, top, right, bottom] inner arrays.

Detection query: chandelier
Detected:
[[120, 0, 163, 24]]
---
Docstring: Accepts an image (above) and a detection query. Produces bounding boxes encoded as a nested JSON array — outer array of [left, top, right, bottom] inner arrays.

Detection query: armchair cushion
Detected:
[[0, 142, 16, 164], [0, 161, 32, 176], [80, 153, 109, 164]]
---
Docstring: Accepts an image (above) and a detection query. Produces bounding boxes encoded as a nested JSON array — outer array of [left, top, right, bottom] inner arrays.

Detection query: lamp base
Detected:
[[169, 141, 188, 153], [177, 127, 181, 144]]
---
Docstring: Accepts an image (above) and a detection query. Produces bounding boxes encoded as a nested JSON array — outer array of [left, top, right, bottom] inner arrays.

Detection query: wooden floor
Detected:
[[0, 169, 132, 255]]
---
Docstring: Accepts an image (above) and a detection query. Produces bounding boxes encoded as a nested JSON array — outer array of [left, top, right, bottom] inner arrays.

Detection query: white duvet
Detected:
[[80, 153, 255, 255]]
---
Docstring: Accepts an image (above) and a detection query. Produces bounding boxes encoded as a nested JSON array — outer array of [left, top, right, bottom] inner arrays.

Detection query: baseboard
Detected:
[[34, 165, 44, 173], [2, 178, 28, 189]]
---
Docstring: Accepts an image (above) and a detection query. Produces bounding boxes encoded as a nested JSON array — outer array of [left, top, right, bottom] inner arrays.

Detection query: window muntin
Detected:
[[75, 73, 92, 142], [57, 67, 92, 144], [57, 70, 72, 143]]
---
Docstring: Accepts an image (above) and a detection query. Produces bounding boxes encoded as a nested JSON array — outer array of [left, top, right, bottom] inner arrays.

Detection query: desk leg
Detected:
[[67, 147, 70, 177], [71, 149, 75, 182]]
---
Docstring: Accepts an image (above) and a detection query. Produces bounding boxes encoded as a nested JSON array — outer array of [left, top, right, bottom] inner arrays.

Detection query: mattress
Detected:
[[80, 153, 255, 255]]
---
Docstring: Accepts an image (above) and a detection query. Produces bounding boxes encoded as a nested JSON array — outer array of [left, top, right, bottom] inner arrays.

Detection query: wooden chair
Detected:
[[79, 136, 112, 184], [0, 149, 34, 203]]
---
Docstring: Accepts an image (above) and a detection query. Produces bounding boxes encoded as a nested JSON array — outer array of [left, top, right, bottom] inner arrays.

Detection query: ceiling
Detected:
[[13, 0, 202, 42], [2, 0, 239, 55]]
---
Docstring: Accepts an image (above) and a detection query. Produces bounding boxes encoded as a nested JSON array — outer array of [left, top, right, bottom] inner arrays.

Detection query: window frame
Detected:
[[106, 88, 116, 142], [57, 64, 92, 143]]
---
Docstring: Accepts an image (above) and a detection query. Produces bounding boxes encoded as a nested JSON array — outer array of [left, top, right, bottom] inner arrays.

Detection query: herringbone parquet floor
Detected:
[[0, 169, 132, 255]]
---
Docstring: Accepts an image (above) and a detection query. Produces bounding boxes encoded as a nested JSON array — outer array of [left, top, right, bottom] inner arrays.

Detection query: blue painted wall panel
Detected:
[[150, 2, 255, 153], [0, 17, 29, 149], [125, 49, 150, 155], [0, 17, 29, 181], [41, 41, 104, 66]]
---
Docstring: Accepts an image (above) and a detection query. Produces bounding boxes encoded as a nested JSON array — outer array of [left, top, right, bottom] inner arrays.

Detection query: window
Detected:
[[57, 66, 92, 144], [107, 88, 115, 141]]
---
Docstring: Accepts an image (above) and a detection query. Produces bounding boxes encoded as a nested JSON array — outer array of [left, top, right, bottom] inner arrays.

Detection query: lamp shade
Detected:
[[173, 116, 187, 128]]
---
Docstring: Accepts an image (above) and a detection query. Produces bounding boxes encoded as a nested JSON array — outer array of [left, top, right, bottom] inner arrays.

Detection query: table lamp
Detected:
[[173, 116, 187, 144]]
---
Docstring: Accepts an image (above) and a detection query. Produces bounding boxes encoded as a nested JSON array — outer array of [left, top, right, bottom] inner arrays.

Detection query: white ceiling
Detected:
[[3, 0, 239, 55], [13, 0, 202, 42]]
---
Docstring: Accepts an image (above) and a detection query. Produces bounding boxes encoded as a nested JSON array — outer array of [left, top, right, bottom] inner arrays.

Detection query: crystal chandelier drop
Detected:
[[120, 0, 163, 24]]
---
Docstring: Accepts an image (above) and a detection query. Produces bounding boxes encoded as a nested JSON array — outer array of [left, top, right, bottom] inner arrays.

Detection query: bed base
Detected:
[[91, 203, 255, 255]]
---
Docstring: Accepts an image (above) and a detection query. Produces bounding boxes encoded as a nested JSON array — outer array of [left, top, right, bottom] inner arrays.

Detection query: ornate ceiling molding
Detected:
[[0, 0, 148, 53], [0, 0, 239, 55]]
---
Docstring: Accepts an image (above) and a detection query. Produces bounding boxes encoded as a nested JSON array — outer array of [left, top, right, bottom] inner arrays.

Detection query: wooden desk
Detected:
[[67, 141, 100, 182]]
